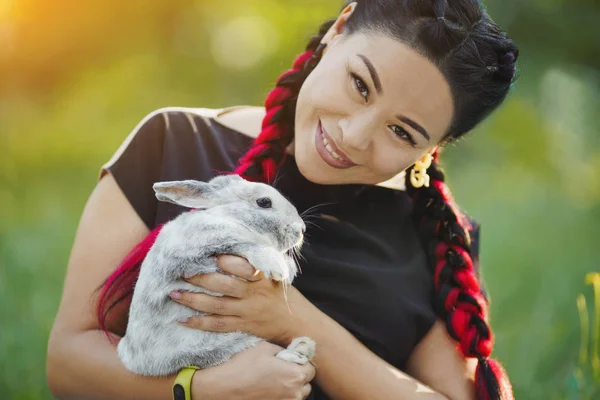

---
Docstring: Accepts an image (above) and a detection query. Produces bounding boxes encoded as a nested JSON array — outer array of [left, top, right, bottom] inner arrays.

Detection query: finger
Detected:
[[217, 255, 263, 282], [170, 291, 242, 316], [184, 273, 248, 298], [254, 340, 285, 355], [181, 315, 243, 333], [254, 341, 286, 354], [302, 363, 316, 383], [301, 383, 312, 399]]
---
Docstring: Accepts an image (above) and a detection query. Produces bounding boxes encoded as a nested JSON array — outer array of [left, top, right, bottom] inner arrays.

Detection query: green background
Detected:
[[0, 0, 599, 399]]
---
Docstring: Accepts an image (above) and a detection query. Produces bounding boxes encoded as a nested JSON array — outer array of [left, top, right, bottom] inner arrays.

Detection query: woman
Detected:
[[46, 1, 519, 399]]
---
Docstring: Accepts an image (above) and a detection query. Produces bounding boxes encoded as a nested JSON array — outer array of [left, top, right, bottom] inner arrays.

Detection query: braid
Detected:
[[406, 150, 514, 400], [234, 20, 334, 183], [407, 3, 516, 398]]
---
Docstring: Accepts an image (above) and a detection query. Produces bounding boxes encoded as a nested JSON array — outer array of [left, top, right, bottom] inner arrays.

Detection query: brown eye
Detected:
[[390, 125, 416, 146], [256, 197, 272, 208], [351, 72, 369, 100]]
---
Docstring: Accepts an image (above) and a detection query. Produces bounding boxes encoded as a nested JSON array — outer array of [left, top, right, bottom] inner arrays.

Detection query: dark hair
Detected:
[[343, 0, 518, 140], [98, 1, 518, 398]]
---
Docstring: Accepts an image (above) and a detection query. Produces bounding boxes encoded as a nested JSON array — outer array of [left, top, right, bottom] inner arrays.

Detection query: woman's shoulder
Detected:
[[131, 104, 265, 137], [100, 106, 253, 179], [98, 105, 263, 229], [210, 105, 266, 139], [146, 105, 266, 139], [139, 105, 262, 137]]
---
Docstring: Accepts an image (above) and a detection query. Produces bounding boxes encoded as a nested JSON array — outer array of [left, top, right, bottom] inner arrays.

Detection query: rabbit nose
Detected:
[[294, 222, 306, 234]]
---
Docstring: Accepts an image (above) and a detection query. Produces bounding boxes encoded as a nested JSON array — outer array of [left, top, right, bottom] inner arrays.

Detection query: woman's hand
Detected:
[[193, 341, 315, 400], [169, 254, 310, 345]]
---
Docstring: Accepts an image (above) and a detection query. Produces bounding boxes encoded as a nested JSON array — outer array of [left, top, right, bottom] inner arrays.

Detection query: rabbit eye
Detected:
[[256, 197, 272, 208]]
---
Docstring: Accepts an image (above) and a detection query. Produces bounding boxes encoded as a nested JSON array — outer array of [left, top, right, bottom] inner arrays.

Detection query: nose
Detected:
[[295, 221, 306, 234], [339, 113, 376, 152]]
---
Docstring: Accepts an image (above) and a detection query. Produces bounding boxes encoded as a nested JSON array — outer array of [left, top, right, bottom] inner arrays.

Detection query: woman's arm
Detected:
[[291, 294, 475, 400], [176, 263, 477, 400], [46, 172, 179, 399], [404, 320, 478, 400]]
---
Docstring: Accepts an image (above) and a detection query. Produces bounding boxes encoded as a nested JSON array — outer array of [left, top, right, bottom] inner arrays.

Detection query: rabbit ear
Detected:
[[208, 174, 245, 189], [152, 180, 217, 208]]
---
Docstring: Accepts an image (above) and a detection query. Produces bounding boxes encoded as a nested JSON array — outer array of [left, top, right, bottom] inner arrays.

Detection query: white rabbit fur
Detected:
[[117, 174, 315, 376]]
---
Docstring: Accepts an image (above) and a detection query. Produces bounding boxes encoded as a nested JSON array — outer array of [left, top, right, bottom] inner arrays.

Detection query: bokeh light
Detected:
[[211, 15, 279, 71]]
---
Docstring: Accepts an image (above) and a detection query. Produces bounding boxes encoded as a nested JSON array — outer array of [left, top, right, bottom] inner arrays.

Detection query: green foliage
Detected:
[[0, 1, 598, 399], [567, 274, 600, 399]]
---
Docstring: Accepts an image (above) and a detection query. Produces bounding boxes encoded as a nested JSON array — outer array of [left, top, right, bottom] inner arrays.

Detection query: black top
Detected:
[[100, 107, 481, 399]]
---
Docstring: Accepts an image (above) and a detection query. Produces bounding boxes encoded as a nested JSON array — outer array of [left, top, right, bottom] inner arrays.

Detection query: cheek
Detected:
[[370, 145, 422, 178], [294, 67, 345, 156], [299, 61, 350, 115]]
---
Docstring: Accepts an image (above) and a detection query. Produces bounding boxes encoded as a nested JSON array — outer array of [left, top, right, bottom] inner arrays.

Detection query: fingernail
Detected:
[[169, 291, 181, 300], [177, 317, 190, 323]]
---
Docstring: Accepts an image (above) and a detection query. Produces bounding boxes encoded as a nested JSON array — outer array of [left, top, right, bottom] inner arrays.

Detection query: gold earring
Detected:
[[409, 153, 433, 188]]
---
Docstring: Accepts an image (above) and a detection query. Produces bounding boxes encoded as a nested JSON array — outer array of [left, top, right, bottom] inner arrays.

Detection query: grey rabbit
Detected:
[[117, 174, 316, 376]]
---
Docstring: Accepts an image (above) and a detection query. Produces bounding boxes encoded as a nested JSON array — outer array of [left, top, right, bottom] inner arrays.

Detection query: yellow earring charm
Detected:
[[409, 153, 433, 188]]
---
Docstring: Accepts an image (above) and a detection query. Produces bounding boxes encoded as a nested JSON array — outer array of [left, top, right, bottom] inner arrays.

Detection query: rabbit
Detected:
[[117, 174, 316, 376]]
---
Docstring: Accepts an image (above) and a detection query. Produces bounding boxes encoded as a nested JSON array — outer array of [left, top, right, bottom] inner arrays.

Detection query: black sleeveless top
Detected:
[[100, 107, 482, 399]]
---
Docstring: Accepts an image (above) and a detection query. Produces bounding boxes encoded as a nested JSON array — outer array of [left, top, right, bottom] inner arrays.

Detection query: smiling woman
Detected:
[[47, 1, 518, 400], [293, 31, 454, 185]]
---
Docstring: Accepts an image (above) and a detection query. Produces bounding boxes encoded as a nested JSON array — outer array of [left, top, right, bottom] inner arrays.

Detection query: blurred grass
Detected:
[[0, 0, 599, 399]]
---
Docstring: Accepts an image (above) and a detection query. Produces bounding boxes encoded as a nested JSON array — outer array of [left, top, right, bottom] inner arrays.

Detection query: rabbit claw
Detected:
[[269, 270, 284, 281]]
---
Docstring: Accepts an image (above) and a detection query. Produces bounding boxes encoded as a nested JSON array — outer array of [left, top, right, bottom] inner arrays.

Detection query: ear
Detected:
[[321, 2, 357, 47], [152, 180, 217, 209], [208, 174, 245, 190]]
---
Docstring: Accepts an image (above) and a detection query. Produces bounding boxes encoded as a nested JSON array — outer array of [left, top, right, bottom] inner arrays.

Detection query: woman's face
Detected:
[[293, 9, 454, 186]]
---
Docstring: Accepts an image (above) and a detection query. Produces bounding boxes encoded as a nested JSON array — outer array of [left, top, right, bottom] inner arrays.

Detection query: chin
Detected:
[[294, 151, 335, 185], [294, 148, 358, 185]]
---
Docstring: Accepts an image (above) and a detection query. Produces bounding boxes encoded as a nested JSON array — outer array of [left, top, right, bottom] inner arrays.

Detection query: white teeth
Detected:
[[321, 130, 347, 162]]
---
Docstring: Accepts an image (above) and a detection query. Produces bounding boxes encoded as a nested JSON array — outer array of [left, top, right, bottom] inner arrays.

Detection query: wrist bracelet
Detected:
[[173, 366, 200, 400]]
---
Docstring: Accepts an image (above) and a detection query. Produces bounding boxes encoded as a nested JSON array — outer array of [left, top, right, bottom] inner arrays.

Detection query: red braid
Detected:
[[235, 42, 327, 182], [407, 150, 514, 400], [95, 21, 333, 337], [96, 224, 163, 336]]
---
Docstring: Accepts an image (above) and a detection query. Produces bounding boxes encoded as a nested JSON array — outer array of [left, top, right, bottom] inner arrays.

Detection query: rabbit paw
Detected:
[[265, 269, 284, 282], [244, 246, 294, 283], [275, 336, 316, 365]]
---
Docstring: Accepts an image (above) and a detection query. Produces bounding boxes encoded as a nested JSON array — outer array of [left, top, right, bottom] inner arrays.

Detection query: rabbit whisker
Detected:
[[304, 220, 324, 232], [300, 202, 335, 218], [293, 246, 306, 263], [271, 171, 286, 188], [280, 281, 293, 315], [292, 252, 303, 274]]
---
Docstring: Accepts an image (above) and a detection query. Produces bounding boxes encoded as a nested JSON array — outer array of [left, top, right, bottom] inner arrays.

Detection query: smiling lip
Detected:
[[314, 120, 357, 169]]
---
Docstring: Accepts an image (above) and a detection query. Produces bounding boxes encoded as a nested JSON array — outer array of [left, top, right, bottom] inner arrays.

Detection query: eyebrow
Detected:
[[397, 116, 431, 141], [358, 54, 431, 142], [357, 54, 383, 95]]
